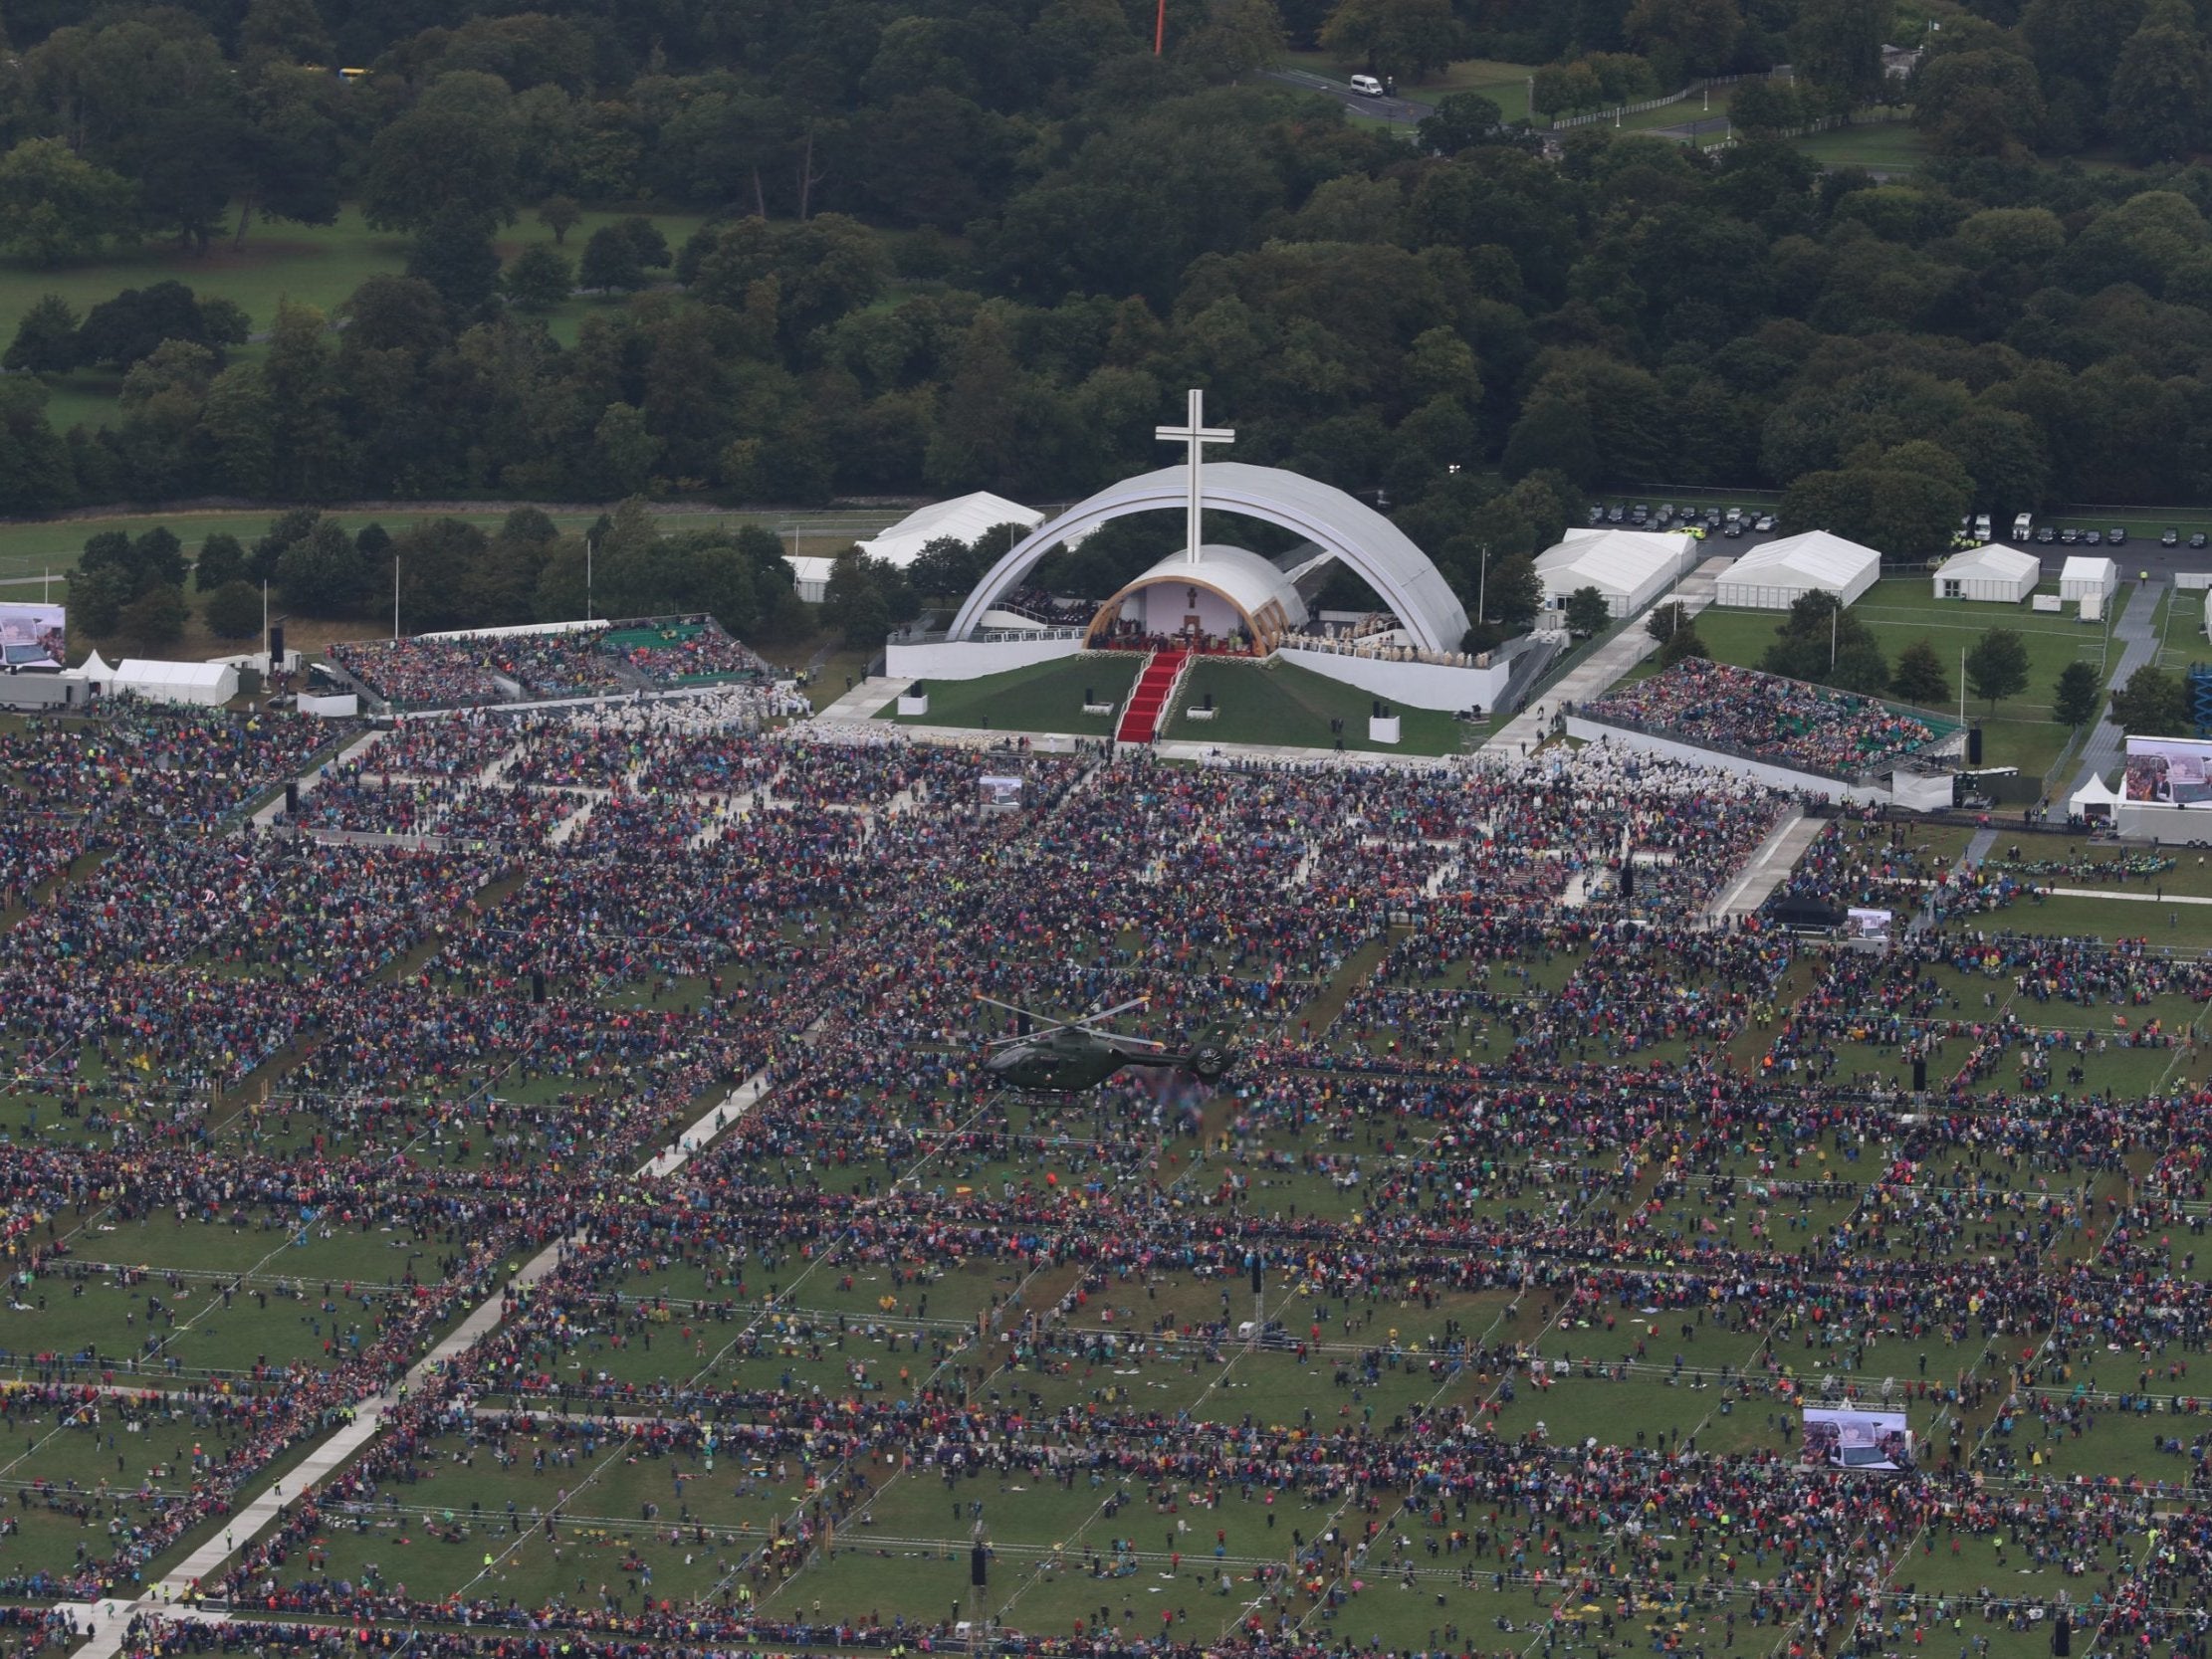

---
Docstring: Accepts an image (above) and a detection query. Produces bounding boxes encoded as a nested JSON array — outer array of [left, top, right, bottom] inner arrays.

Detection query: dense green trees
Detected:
[[1, 0, 2212, 653]]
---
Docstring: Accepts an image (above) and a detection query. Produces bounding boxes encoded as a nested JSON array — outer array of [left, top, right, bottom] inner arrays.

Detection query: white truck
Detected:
[[2012, 512, 2034, 542]]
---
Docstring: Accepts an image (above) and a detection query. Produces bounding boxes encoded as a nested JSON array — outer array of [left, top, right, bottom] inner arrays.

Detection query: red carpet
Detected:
[[1115, 650, 1186, 744]]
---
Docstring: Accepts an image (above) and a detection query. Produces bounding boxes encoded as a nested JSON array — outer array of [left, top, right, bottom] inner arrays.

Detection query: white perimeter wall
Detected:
[[885, 634, 1086, 680], [1279, 645, 1511, 713]]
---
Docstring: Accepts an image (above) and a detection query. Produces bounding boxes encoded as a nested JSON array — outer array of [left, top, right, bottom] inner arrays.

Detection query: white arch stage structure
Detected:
[[946, 462, 1471, 655]]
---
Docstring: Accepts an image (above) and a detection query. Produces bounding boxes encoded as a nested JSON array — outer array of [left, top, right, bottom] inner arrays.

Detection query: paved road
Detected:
[[1261, 68, 1430, 125], [2066, 579, 2162, 800]]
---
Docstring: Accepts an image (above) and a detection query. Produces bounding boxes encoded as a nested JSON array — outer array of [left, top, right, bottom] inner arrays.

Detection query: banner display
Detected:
[[0, 603, 65, 668], [2124, 735, 2212, 806], [1801, 1406, 1913, 1471], [979, 774, 1023, 808]]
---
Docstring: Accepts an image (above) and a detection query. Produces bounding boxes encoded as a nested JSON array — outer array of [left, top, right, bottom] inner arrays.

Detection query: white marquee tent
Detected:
[[858, 492, 1043, 569], [111, 658, 238, 706], [1933, 543, 2040, 603], [787, 555, 836, 604], [1715, 530, 1880, 610], [1535, 527, 1698, 620], [2060, 555, 2118, 601]]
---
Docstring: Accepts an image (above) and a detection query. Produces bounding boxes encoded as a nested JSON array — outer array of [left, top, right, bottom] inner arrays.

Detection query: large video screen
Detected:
[[2123, 735, 2212, 806], [1801, 1406, 1912, 1471], [0, 603, 65, 668]]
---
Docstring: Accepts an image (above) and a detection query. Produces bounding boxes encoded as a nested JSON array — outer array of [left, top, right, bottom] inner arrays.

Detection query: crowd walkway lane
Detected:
[[2065, 579, 2163, 801], [1907, 826, 1998, 936], [1703, 805, 1816, 925], [247, 729, 386, 828], [65, 1044, 797, 1659], [1478, 554, 1728, 761], [814, 676, 910, 723]]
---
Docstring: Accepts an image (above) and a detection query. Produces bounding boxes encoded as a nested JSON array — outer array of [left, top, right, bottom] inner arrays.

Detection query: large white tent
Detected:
[[112, 658, 237, 706], [2060, 555, 2118, 601], [858, 492, 1043, 569], [1715, 530, 1880, 610], [1933, 543, 2039, 603], [1535, 527, 1698, 620]]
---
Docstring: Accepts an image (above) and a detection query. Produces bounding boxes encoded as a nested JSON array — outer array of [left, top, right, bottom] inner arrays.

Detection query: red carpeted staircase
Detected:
[[1116, 649, 1187, 744]]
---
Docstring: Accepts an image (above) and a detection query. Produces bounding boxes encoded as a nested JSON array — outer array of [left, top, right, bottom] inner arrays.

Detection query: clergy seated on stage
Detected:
[[1091, 620, 1257, 656]]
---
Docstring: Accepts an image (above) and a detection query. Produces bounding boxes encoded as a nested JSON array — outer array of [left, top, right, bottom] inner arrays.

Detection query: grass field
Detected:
[[879, 653, 1141, 735], [0, 204, 713, 433], [1162, 657, 1468, 753], [1789, 119, 1927, 170]]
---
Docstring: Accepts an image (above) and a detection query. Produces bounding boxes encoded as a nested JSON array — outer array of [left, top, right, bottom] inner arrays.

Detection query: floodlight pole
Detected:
[[1477, 542, 1489, 626], [586, 534, 594, 622], [392, 555, 400, 641], [1155, 0, 1165, 53]]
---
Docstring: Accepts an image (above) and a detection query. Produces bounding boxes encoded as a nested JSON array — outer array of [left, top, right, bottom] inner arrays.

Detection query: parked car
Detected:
[[2162, 527, 2180, 547], [2036, 525, 2058, 543], [1608, 505, 1626, 522], [2083, 529, 2102, 545], [1753, 514, 1776, 532], [1630, 502, 1650, 522], [2192, 532, 2208, 549], [1589, 504, 1607, 524], [2060, 527, 2080, 544], [1723, 519, 1746, 536], [2107, 526, 2127, 546]]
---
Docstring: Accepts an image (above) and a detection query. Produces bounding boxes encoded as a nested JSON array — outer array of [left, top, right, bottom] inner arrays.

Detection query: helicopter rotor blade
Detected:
[[1069, 994, 1151, 1029], [974, 993, 1069, 1034]]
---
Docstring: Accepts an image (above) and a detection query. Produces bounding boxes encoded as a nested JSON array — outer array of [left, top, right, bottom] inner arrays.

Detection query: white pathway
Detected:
[[61, 1054, 786, 1658], [247, 729, 385, 828], [1704, 807, 1821, 925], [1479, 555, 1728, 761]]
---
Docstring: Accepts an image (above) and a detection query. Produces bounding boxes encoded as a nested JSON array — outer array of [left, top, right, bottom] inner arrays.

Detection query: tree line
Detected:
[[13, 0, 2212, 654]]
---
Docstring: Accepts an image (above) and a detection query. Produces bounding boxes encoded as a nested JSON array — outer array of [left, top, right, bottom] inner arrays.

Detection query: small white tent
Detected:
[[787, 555, 836, 604], [2069, 770, 2121, 820], [1535, 527, 1697, 620], [1933, 543, 2039, 603], [112, 658, 238, 706], [74, 650, 118, 683], [1715, 530, 1880, 610], [2059, 555, 2118, 601]]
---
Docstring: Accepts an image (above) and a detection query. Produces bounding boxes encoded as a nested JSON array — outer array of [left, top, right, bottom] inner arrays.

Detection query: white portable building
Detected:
[[1534, 527, 1697, 620], [1714, 530, 1881, 610], [1932, 543, 2039, 603], [2059, 555, 2118, 602], [111, 658, 238, 706]]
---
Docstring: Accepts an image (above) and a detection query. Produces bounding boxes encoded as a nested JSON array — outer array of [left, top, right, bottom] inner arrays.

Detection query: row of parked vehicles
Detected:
[[2007, 513, 2207, 549], [1591, 502, 1776, 536]]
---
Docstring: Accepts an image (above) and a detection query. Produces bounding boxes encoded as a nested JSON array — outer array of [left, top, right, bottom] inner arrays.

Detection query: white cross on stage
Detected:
[[1156, 388, 1234, 566]]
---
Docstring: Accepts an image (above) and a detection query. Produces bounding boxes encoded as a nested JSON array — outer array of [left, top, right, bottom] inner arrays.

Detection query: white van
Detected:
[[1350, 74, 1384, 96]]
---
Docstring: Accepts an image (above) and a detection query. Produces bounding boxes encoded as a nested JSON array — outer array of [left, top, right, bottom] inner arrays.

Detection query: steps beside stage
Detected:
[[1115, 649, 1187, 744]]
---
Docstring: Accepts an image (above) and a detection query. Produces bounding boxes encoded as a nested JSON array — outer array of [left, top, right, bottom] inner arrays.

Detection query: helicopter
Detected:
[[976, 994, 1233, 1094]]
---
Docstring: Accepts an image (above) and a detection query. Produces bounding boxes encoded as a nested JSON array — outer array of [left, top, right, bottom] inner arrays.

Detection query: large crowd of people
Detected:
[[7, 702, 2212, 1659], [331, 617, 776, 709], [1584, 661, 1946, 779]]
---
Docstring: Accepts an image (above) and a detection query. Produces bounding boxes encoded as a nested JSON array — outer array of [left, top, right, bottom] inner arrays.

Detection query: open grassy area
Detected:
[[1161, 657, 1468, 754], [1673, 577, 2119, 784], [1, 205, 713, 434], [879, 653, 1141, 735], [1788, 119, 1927, 170]]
